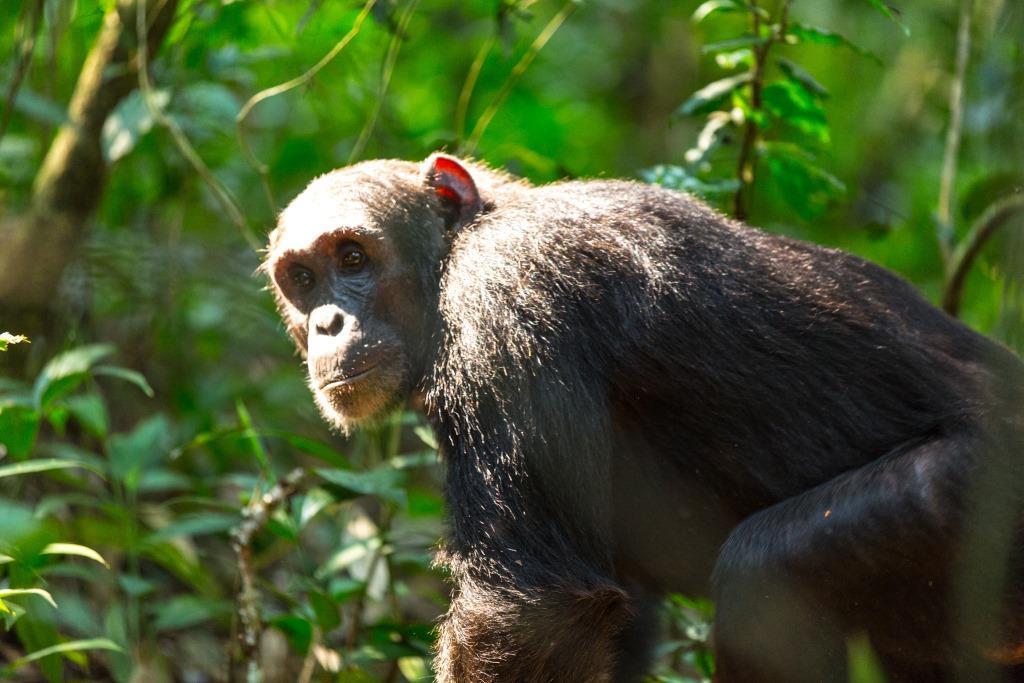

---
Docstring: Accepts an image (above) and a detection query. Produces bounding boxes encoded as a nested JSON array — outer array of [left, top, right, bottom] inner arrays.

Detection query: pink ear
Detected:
[[422, 153, 483, 229]]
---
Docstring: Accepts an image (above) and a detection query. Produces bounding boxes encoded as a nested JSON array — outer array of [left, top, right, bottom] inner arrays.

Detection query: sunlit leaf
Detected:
[[0, 457, 103, 479], [63, 394, 109, 439], [776, 57, 828, 98], [102, 90, 170, 163], [3, 637, 123, 672], [41, 543, 109, 568], [762, 142, 846, 220], [0, 588, 57, 608]]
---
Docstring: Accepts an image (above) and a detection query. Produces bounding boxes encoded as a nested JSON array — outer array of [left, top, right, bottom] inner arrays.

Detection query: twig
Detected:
[[348, 0, 421, 164], [231, 468, 307, 683], [236, 0, 377, 212], [462, 0, 577, 157], [0, 0, 44, 145], [136, 0, 260, 251], [941, 196, 1024, 316], [937, 0, 974, 264], [732, 0, 791, 220], [454, 31, 497, 148]]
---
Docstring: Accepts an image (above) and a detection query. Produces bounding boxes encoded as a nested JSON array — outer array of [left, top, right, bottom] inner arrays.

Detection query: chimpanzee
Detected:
[[265, 153, 1024, 682]]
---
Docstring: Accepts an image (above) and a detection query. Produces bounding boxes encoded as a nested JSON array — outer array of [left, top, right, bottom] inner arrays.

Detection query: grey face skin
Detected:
[[264, 160, 448, 433]]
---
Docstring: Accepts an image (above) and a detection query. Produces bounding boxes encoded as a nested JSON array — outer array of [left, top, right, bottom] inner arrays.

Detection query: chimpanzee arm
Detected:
[[431, 374, 641, 683], [711, 428, 983, 682]]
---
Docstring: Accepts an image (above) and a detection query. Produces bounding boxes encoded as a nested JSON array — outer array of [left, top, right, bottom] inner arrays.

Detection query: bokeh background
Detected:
[[1, 0, 1022, 680]]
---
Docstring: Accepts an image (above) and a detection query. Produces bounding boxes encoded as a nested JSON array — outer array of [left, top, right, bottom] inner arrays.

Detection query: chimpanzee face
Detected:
[[265, 162, 448, 432]]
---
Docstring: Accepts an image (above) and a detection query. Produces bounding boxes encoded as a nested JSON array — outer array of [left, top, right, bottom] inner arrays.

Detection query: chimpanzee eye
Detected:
[[288, 265, 315, 291], [339, 244, 367, 273]]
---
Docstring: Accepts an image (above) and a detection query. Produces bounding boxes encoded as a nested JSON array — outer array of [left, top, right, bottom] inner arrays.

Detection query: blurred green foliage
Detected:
[[1, 0, 1022, 680]]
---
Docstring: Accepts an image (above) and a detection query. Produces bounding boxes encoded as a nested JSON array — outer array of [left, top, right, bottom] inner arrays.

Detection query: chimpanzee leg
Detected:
[[434, 568, 633, 682], [612, 590, 662, 682], [711, 433, 981, 682]]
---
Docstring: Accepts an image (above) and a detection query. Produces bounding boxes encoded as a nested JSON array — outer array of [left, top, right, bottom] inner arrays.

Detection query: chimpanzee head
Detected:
[[264, 154, 488, 432]]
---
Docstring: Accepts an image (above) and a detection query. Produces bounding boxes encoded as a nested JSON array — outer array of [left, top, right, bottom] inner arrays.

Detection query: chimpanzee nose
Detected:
[[309, 305, 345, 337]]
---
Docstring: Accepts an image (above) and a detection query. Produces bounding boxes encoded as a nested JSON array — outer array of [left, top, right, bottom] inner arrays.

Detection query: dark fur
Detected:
[[267, 155, 1024, 682]]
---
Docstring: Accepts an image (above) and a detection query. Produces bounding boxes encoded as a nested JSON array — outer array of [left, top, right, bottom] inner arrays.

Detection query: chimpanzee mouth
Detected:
[[319, 365, 378, 391]]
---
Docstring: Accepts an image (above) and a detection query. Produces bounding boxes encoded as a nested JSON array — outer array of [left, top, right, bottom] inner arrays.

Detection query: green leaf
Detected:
[[786, 23, 882, 65], [0, 457, 103, 479], [848, 633, 889, 682], [715, 48, 754, 70], [9, 86, 68, 127], [236, 400, 272, 479], [641, 165, 741, 198], [107, 415, 172, 490], [145, 512, 240, 542], [0, 588, 57, 608], [0, 333, 29, 352], [776, 57, 828, 98], [309, 589, 341, 632], [269, 615, 313, 654], [32, 344, 115, 409], [674, 73, 752, 118], [762, 80, 830, 144], [63, 394, 109, 439], [148, 596, 233, 632], [3, 638, 123, 672], [864, 0, 910, 36], [0, 404, 40, 460], [692, 0, 754, 23], [762, 142, 846, 220], [701, 35, 770, 55], [41, 543, 109, 568], [316, 467, 407, 506], [92, 365, 155, 397], [397, 657, 432, 681]]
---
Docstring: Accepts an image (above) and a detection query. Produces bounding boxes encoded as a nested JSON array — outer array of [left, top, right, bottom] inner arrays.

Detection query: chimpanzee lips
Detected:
[[319, 365, 378, 391]]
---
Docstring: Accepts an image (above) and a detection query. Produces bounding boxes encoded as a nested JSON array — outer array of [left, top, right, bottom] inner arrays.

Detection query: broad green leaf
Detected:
[[145, 512, 240, 541], [762, 142, 846, 220], [0, 333, 29, 352], [776, 57, 828, 98], [3, 637, 122, 672], [10, 86, 67, 127], [309, 588, 341, 632], [701, 35, 770, 55], [92, 365, 155, 397], [786, 23, 882, 64], [0, 588, 57, 608], [0, 457, 103, 479], [63, 394, 109, 439], [270, 614, 313, 654], [762, 80, 830, 144], [41, 543, 109, 568], [864, 0, 910, 36], [317, 537, 383, 578], [0, 404, 40, 460], [148, 596, 233, 632], [107, 415, 172, 489], [674, 73, 752, 118], [32, 344, 115, 409], [316, 467, 407, 506]]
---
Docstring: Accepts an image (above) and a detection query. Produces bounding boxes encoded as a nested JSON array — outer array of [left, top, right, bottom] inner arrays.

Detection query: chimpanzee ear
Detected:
[[421, 153, 483, 232]]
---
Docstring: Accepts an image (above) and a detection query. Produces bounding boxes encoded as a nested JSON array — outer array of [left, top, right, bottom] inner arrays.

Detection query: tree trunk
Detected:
[[0, 0, 179, 339]]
